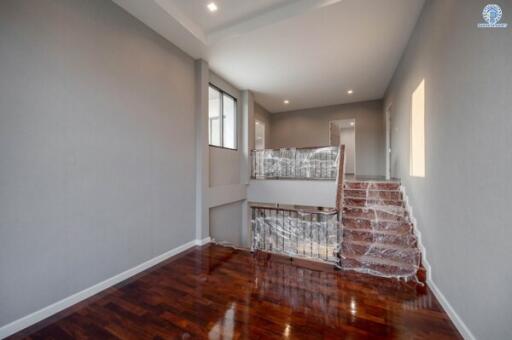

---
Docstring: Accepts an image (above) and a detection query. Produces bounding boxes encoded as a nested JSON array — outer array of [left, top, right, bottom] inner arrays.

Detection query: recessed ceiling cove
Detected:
[[113, 0, 425, 112]]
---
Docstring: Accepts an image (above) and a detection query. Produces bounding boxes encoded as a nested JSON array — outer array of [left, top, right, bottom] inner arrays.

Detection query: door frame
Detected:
[[329, 119, 356, 175], [254, 119, 265, 150], [385, 103, 392, 180]]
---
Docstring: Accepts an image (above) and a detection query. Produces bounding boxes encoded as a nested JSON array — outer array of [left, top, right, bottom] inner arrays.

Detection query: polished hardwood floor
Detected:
[[10, 244, 461, 339]]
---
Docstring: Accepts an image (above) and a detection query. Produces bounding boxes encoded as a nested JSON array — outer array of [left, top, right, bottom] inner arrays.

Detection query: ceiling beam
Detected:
[[112, 0, 343, 58], [207, 0, 343, 44]]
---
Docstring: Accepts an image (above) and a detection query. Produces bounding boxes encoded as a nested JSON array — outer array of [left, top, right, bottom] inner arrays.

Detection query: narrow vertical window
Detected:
[[208, 85, 237, 150], [410, 79, 425, 177], [209, 86, 221, 146], [222, 94, 236, 149]]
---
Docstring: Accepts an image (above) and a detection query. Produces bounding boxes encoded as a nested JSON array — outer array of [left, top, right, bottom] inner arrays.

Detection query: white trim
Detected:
[[0, 231, 475, 340], [0, 238, 207, 339], [196, 236, 212, 246], [400, 185, 431, 280], [427, 278, 476, 340], [401, 186, 475, 340], [385, 103, 392, 180]]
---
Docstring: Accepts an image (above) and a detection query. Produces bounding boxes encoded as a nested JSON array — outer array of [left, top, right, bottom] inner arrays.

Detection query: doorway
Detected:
[[329, 119, 356, 175], [255, 120, 265, 150]]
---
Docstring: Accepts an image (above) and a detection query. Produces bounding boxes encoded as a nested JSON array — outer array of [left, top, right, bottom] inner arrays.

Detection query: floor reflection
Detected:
[[199, 245, 459, 339], [208, 302, 236, 339], [13, 244, 461, 339]]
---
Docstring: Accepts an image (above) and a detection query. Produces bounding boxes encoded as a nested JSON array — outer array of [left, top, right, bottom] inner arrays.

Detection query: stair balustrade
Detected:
[[251, 146, 339, 180], [250, 145, 346, 264]]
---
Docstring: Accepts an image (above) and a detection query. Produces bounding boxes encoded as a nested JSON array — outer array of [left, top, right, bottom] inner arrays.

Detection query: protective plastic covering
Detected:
[[251, 205, 340, 264], [250, 144, 421, 280], [338, 182, 421, 279], [252, 147, 339, 180], [250, 182, 422, 280]]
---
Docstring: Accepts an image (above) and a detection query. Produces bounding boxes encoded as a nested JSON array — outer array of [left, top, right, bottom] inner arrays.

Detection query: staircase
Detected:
[[338, 180, 425, 281], [250, 145, 426, 281]]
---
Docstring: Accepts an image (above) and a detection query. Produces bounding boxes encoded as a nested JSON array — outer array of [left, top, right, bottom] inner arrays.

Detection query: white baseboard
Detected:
[[0, 238, 209, 339], [1, 233, 474, 339], [196, 236, 211, 246], [400, 186, 475, 340], [400, 185, 432, 280], [427, 278, 476, 340]]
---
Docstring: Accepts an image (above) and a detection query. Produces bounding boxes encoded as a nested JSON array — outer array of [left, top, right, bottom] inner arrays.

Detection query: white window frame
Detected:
[[209, 84, 237, 150]]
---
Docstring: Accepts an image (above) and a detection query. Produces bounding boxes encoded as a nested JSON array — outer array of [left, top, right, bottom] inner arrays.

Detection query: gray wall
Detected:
[[208, 72, 245, 243], [209, 147, 241, 186], [384, 1, 512, 339], [210, 202, 243, 246], [0, 0, 196, 327], [208, 72, 242, 187], [270, 100, 385, 176]]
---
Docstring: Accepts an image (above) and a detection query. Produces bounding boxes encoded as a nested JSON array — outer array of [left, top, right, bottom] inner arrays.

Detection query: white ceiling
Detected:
[[173, 0, 294, 32], [113, 0, 425, 112]]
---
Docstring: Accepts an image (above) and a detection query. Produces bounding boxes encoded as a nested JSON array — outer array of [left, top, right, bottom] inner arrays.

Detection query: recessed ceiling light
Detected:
[[347, 90, 354, 94], [207, 2, 218, 12], [350, 121, 355, 126], [284, 100, 290, 104]]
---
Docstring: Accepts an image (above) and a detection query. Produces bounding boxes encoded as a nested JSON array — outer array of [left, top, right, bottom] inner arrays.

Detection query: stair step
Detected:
[[344, 181, 401, 191], [339, 254, 419, 277], [341, 241, 421, 265], [342, 217, 413, 233], [343, 189, 402, 201], [343, 239, 416, 251], [344, 204, 407, 216], [344, 197, 404, 208], [343, 207, 408, 222], [340, 182, 424, 280], [343, 228, 417, 247]]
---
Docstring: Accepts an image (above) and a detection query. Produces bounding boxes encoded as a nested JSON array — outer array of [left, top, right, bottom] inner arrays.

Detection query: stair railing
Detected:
[[250, 145, 346, 264], [251, 146, 340, 180]]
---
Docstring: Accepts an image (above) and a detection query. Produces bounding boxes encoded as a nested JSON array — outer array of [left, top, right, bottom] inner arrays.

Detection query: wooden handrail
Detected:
[[250, 145, 337, 152], [250, 203, 338, 216], [335, 144, 346, 213]]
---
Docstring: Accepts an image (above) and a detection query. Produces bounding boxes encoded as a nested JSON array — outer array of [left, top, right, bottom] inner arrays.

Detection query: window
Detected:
[[410, 79, 425, 177], [209, 85, 237, 149]]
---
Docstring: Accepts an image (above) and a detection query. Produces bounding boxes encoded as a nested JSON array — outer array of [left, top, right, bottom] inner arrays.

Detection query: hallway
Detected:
[[1, 1, 510, 338]]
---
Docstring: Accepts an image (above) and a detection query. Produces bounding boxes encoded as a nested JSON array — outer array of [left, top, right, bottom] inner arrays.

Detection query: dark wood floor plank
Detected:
[[8, 244, 462, 339]]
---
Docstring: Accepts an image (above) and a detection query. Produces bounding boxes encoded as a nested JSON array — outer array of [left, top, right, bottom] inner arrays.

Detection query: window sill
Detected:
[[209, 144, 238, 151]]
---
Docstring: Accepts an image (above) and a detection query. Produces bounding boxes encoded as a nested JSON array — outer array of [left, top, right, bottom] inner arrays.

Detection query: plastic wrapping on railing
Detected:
[[251, 207, 340, 264], [252, 147, 339, 179], [338, 182, 421, 279]]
